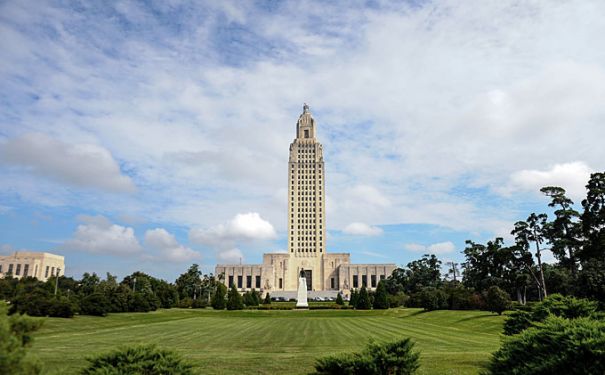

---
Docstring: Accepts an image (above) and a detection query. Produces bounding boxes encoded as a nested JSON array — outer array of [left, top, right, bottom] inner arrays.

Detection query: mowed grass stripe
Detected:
[[31, 308, 504, 375]]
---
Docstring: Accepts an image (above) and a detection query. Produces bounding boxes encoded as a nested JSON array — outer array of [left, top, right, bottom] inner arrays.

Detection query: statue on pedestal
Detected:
[[296, 268, 309, 308]]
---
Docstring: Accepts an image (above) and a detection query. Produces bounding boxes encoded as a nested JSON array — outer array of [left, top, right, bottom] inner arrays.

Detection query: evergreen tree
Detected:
[[485, 286, 511, 315], [357, 286, 372, 310], [349, 289, 359, 308], [373, 281, 389, 309], [263, 293, 271, 304], [211, 283, 227, 310], [335, 293, 344, 306], [226, 284, 244, 310]]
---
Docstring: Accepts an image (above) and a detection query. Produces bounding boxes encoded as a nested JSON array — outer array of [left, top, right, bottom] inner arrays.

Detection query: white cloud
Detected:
[[189, 212, 277, 246], [0, 133, 135, 193], [216, 248, 244, 264], [63, 215, 142, 256], [343, 222, 383, 236], [501, 162, 593, 201], [144, 228, 200, 263], [404, 241, 455, 255]]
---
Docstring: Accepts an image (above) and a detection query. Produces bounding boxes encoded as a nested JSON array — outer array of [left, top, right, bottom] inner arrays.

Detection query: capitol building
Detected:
[[215, 105, 395, 297]]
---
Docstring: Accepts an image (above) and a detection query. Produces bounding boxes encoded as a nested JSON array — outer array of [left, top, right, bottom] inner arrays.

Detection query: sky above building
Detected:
[[1, 0, 604, 281]]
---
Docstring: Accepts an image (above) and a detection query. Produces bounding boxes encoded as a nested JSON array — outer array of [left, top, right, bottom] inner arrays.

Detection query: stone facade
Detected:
[[0, 251, 65, 282], [215, 105, 396, 296]]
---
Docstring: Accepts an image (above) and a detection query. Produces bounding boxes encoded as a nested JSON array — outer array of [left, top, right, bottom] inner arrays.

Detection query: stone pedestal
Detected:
[[296, 277, 308, 308]]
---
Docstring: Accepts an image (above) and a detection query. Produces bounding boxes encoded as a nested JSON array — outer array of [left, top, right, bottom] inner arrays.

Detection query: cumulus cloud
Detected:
[[0, 133, 135, 193], [63, 215, 142, 256], [144, 228, 200, 262], [501, 162, 593, 201], [216, 248, 244, 264], [343, 222, 383, 236], [189, 212, 277, 246], [404, 241, 456, 255]]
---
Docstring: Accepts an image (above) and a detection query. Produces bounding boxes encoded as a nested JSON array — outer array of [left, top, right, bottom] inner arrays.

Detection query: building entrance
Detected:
[[304, 270, 312, 290]]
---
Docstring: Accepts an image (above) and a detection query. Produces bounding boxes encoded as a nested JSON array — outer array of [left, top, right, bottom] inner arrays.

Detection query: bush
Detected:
[[485, 286, 510, 315], [388, 292, 409, 308], [191, 298, 208, 309], [47, 297, 76, 318], [242, 289, 260, 307], [226, 284, 244, 310], [263, 293, 271, 304], [1, 301, 43, 375], [487, 316, 605, 375], [503, 294, 598, 335], [177, 297, 193, 308], [335, 293, 344, 306], [417, 287, 448, 311], [313, 338, 420, 375], [80, 293, 111, 317], [80, 344, 193, 375]]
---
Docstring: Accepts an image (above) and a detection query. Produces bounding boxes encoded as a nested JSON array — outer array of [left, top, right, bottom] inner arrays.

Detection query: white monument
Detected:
[[296, 269, 308, 308]]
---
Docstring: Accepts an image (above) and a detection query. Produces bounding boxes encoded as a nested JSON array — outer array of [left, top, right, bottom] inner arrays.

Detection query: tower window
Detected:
[[304, 129, 310, 138]]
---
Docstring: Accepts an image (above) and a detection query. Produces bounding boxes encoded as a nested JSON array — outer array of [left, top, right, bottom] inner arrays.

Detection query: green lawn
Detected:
[[31, 308, 505, 374]]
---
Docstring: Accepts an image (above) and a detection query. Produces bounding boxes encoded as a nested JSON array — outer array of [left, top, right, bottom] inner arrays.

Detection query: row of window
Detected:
[[0, 264, 57, 278], [352, 274, 386, 288], [228, 275, 262, 289], [291, 224, 322, 229]]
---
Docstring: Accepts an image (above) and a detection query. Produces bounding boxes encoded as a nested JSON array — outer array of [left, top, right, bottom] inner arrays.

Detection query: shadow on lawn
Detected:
[[454, 313, 500, 323]]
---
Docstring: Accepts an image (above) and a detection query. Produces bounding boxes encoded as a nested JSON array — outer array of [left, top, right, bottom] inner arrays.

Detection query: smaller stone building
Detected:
[[0, 251, 65, 281]]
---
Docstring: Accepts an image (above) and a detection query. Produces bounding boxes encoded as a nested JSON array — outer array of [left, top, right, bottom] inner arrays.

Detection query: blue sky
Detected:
[[1, 0, 604, 281]]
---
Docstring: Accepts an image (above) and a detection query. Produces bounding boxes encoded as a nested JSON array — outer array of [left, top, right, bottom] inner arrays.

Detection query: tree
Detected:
[[541, 186, 581, 275], [356, 286, 372, 310], [242, 289, 260, 307], [580, 172, 605, 262], [349, 289, 359, 308], [174, 264, 202, 301], [263, 293, 271, 305], [485, 286, 510, 315], [80, 344, 193, 375], [211, 283, 227, 310], [335, 293, 344, 306], [80, 293, 111, 316], [416, 287, 448, 311], [0, 301, 43, 374], [372, 281, 389, 309], [226, 285, 244, 310], [511, 214, 549, 300], [404, 254, 442, 294]]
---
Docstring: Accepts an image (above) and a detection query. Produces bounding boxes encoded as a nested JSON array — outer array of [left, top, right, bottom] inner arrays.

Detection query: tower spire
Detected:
[[303, 103, 310, 113]]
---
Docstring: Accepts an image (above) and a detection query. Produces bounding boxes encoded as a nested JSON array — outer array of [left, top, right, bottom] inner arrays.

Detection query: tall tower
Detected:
[[287, 104, 326, 258]]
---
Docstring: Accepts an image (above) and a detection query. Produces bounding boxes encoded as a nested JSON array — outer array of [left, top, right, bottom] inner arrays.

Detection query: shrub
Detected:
[[242, 289, 260, 307], [263, 293, 271, 304], [0, 301, 43, 375], [417, 287, 448, 311], [373, 281, 389, 310], [226, 285, 244, 310], [313, 338, 420, 375], [503, 293, 598, 335], [335, 293, 344, 306], [47, 297, 76, 318], [485, 286, 510, 315], [80, 344, 193, 375], [211, 284, 227, 310], [80, 293, 111, 317], [191, 298, 208, 309], [487, 316, 605, 375], [177, 297, 193, 308], [388, 292, 409, 308]]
